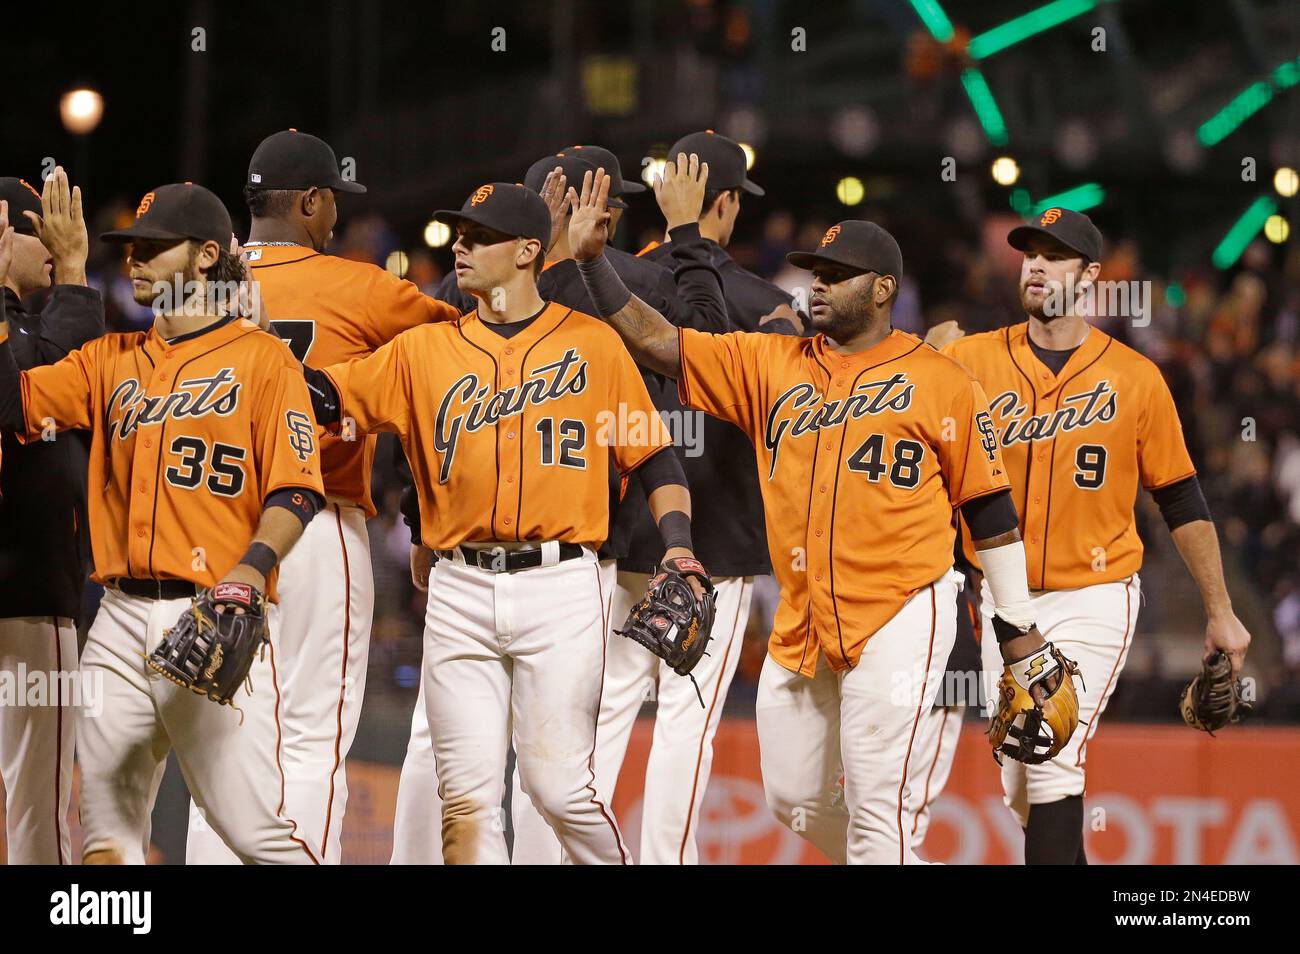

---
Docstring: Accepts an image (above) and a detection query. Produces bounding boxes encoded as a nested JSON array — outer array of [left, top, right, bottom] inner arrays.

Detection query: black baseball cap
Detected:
[[0, 177, 44, 236], [433, 183, 551, 246], [524, 153, 627, 210], [666, 130, 763, 196], [101, 183, 234, 246], [247, 129, 366, 194], [558, 145, 646, 195], [1008, 207, 1102, 262], [786, 220, 903, 280]]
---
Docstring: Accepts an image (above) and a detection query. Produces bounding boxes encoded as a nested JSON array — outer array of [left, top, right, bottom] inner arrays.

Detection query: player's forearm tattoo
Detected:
[[604, 294, 683, 379], [577, 256, 681, 378]]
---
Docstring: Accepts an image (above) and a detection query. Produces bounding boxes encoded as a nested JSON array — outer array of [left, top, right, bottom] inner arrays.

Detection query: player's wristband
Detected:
[[657, 510, 694, 553], [977, 539, 1036, 632], [576, 255, 632, 318], [238, 542, 279, 578]]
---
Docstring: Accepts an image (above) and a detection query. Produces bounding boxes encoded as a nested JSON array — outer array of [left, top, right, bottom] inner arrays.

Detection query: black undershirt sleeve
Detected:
[[1150, 475, 1211, 531], [264, 486, 324, 527], [960, 489, 1020, 541], [636, 446, 687, 496], [302, 366, 341, 425]]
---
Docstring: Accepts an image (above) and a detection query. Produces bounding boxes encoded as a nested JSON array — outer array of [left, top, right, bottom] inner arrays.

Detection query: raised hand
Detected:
[[537, 165, 570, 253], [27, 167, 88, 286], [653, 152, 709, 231], [566, 168, 613, 262]]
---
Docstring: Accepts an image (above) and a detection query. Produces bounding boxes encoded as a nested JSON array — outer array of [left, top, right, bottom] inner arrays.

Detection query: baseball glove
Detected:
[[988, 642, 1082, 765], [147, 582, 270, 707], [1180, 651, 1252, 734], [615, 557, 717, 679]]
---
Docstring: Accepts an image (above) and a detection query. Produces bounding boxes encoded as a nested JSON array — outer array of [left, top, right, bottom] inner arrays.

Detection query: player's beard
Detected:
[[813, 278, 877, 344]]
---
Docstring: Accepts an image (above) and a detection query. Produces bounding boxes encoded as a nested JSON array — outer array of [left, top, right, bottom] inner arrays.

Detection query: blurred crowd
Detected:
[[79, 194, 1300, 722]]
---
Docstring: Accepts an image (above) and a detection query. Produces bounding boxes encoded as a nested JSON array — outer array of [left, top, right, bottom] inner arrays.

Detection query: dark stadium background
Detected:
[[2, 0, 1296, 862]]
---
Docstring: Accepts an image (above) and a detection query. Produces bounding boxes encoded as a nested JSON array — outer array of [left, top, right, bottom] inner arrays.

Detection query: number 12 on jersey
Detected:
[[536, 417, 586, 469]]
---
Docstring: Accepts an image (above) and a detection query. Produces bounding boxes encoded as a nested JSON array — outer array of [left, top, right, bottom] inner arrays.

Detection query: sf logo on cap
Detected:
[[1039, 208, 1063, 226], [136, 192, 157, 217], [470, 184, 494, 206], [819, 225, 841, 247]]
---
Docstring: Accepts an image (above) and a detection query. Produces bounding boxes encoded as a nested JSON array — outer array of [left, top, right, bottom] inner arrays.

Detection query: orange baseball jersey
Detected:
[[5, 318, 323, 596], [322, 302, 672, 548], [943, 323, 1195, 590], [678, 327, 1010, 676], [248, 244, 459, 516]]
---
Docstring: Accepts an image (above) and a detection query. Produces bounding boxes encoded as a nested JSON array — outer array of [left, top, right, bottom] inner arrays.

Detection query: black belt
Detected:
[[112, 578, 199, 600], [436, 543, 586, 573]]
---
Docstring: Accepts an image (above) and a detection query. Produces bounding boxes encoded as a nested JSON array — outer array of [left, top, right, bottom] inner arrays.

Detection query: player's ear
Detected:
[[194, 239, 221, 271], [875, 274, 897, 306], [517, 238, 542, 273], [299, 187, 320, 217]]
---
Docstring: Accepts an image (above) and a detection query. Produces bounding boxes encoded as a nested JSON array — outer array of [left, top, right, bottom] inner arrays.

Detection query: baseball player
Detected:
[[505, 148, 765, 865], [183, 129, 460, 865], [0, 171, 104, 864], [308, 182, 702, 865], [940, 208, 1251, 863], [0, 183, 325, 864], [565, 168, 1074, 863]]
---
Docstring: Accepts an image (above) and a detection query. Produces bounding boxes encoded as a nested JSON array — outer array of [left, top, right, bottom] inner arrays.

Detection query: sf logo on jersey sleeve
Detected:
[[285, 410, 317, 462], [976, 410, 998, 462]]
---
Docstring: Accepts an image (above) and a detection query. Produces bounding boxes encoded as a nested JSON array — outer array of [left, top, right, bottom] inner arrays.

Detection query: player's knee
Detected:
[[519, 770, 584, 824]]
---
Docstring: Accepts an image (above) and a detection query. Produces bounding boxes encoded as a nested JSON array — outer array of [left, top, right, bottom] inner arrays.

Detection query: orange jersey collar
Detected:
[[1007, 322, 1113, 398]]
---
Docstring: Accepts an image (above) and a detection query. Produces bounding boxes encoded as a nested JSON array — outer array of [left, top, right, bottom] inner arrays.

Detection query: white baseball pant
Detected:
[[424, 545, 627, 865], [510, 571, 753, 864], [186, 503, 373, 864], [904, 702, 964, 848], [78, 588, 317, 864], [980, 574, 1140, 827], [0, 616, 78, 865], [757, 569, 960, 864], [390, 677, 443, 864]]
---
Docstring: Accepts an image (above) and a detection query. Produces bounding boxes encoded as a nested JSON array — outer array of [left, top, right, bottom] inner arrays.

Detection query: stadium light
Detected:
[[385, 250, 410, 278], [1264, 214, 1290, 244], [960, 69, 1009, 145], [908, 0, 955, 42], [836, 177, 865, 206], [424, 220, 451, 248], [1029, 182, 1105, 215], [641, 156, 666, 187], [1211, 197, 1278, 269], [60, 88, 104, 135], [1275, 167, 1298, 198], [991, 156, 1020, 186], [968, 0, 1096, 60]]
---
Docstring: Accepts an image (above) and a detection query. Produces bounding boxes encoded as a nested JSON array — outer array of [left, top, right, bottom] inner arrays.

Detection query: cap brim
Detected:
[[100, 225, 191, 244], [1007, 224, 1092, 259], [619, 179, 647, 194], [740, 178, 765, 196], [433, 209, 545, 244], [608, 196, 628, 210], [785, 249, 859, 272], [331, 179, 367, 194]]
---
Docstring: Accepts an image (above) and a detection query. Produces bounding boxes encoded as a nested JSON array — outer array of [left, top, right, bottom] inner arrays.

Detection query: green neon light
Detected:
[[960, 69, 1009, 145], [909, 0, 955, 42], [1211, 197, 1278, 269], [1030, 183, 1106, 215], [1197, 82, 1274, 147], [969, 0, 1097, 60]]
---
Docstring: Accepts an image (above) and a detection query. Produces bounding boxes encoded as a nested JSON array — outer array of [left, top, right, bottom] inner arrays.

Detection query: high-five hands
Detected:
[[653, 152, 709, 231]]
